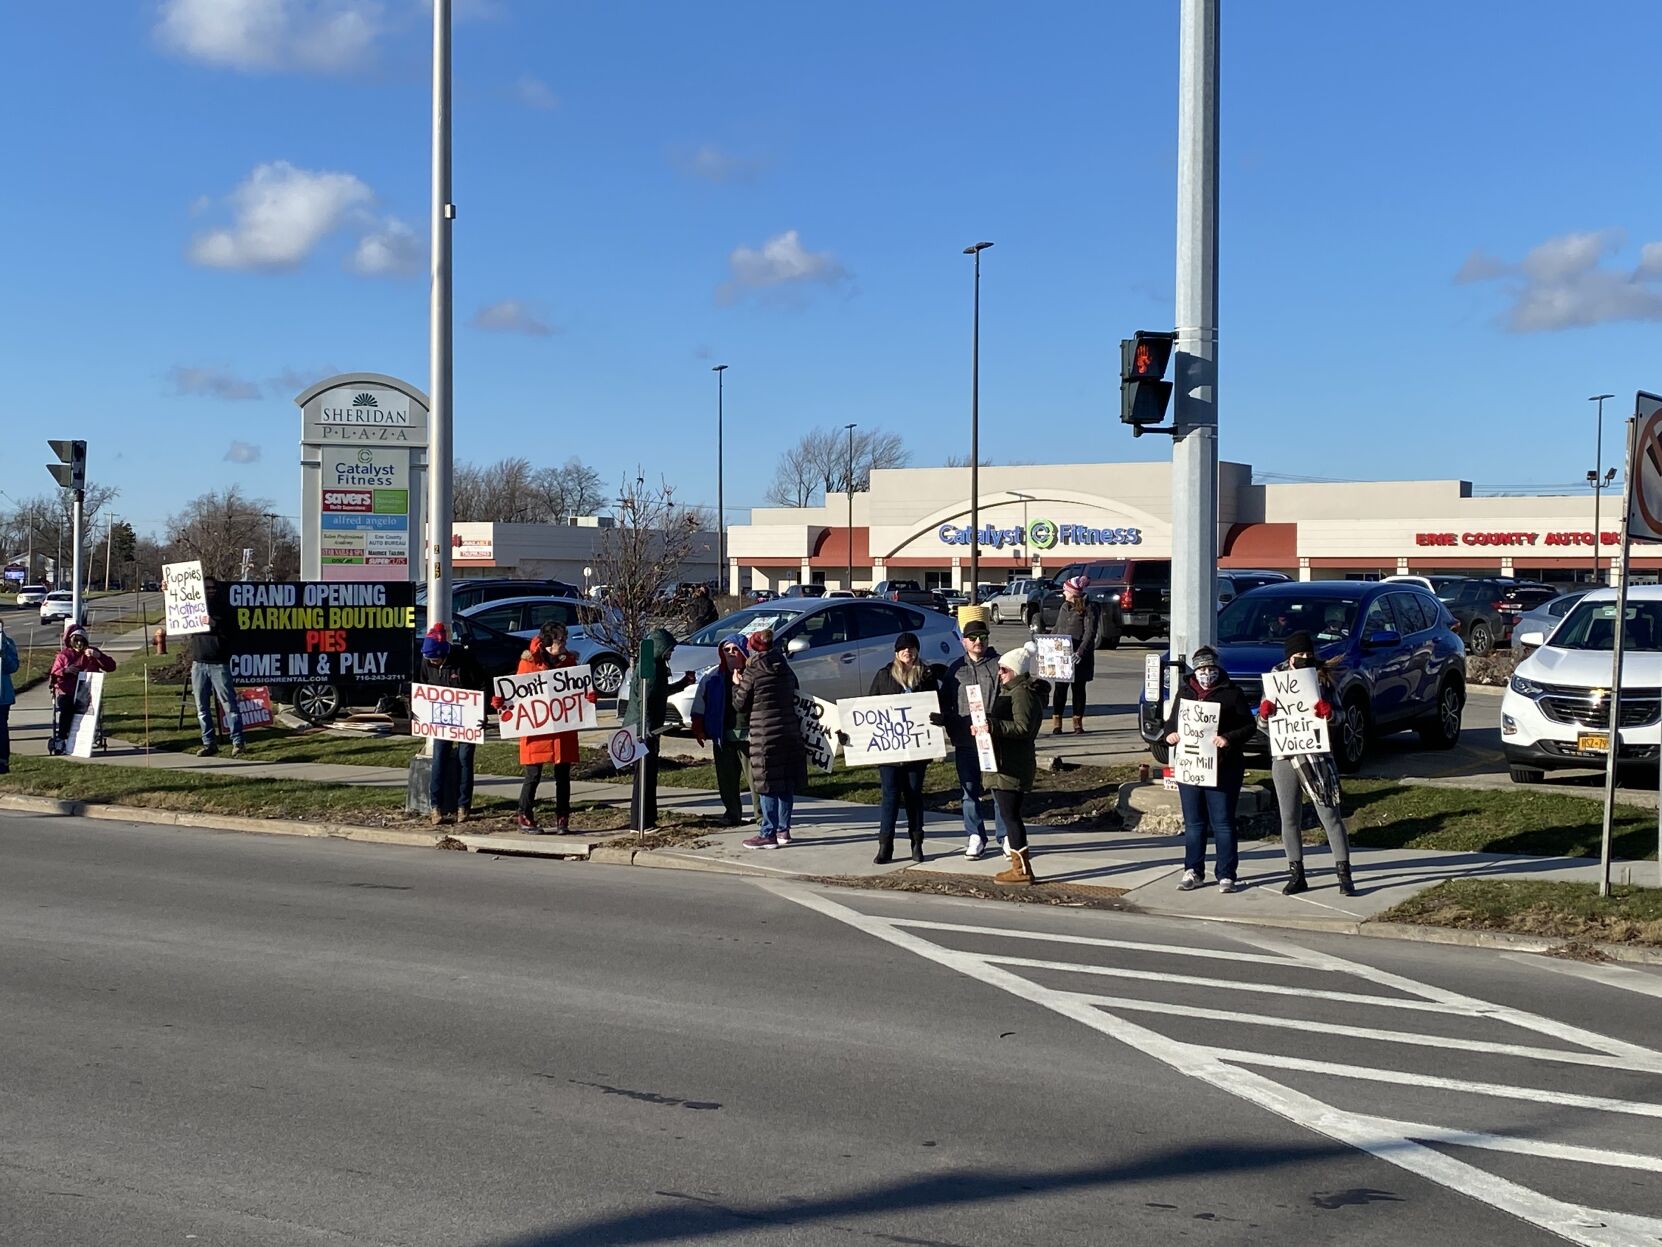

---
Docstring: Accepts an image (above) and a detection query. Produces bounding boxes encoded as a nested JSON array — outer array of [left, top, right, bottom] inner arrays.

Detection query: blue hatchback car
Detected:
[[1138, 580, 1467, 772]]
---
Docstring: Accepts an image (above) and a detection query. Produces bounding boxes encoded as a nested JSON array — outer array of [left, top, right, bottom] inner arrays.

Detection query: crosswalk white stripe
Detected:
[[886, 918, 1306, 966], [1061, 990, 1662, 1073], [773, 884, 1661, 1247], [1507, 954, 1662, 1001], [1358, 1115, 1662, 1173], [983, 954, 1472, 1012], [1209, 1050, 1662, 1121]]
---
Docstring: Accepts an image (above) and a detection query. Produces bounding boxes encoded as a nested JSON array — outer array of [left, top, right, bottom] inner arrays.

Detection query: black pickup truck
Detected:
[[873, 579, 946, 612], [1035, 559, 1171, 649]]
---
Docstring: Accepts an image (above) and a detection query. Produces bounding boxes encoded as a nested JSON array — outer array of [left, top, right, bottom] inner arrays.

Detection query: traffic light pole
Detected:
[[1169, 0, 1220, 668], [70, 489, 84, 627]]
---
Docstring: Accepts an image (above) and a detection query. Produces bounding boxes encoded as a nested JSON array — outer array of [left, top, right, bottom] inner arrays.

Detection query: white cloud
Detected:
[[513, 75, 559, 111], [169, 365, 261, 401], [470, 300, 557, 336], [267, 366, 341, 396], [349, 216, 422, 276], [190, 161, 373, 270], [1456, 227, 1662, 332], [671, 143, 764, 184], [156, 0, 383, 74], [717, 229, 848, 305], [224, 440, 263, 464]]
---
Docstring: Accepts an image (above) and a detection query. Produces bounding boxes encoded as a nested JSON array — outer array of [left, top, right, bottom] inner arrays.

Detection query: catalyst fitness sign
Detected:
[[936, 519, 1142, 550]]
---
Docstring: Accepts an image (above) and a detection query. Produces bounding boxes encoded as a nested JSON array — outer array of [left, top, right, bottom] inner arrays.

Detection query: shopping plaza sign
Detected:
[[937, 520, 1142, 550]]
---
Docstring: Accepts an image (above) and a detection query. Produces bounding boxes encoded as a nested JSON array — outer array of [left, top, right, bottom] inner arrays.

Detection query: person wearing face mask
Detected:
[[1257, 631, 1356, 897], [1162, 645, 1255, 893], [691, 634, 752, 827]]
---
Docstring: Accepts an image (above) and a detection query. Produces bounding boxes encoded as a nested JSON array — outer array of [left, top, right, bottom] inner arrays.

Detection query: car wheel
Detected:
[[1097, 616, 1121, 650], [1334, 694, 1369, 773], [1509, 765, 1544, 785], [1417, 679, 1464, 749], [292, 682, 342, 724], [1149, 737, 1170, 766], [1468, 622, 1493, 657], [590, 656, 626, 697], [989, 604, 1002, 625]]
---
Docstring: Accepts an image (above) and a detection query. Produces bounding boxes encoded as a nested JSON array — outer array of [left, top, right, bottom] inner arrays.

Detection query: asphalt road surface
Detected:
[[4, 810, 1659, 1246], [0, 591, 159, 651]]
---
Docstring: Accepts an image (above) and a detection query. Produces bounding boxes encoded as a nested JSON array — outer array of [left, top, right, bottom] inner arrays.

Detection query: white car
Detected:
[[39, 591, 76, 625], [1502, 586, 1662, 784], [16, 585, 48, 607]]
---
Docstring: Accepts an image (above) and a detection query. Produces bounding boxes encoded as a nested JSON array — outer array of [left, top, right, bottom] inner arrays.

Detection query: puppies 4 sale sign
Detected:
[[493, 664, 599, 737]]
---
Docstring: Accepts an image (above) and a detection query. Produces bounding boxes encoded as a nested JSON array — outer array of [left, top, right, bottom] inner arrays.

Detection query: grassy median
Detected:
[[1378, 879, 1662, 947]]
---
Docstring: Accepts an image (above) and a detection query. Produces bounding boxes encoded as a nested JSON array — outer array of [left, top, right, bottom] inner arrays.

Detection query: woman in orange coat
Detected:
[[511, 620, 586, 833]]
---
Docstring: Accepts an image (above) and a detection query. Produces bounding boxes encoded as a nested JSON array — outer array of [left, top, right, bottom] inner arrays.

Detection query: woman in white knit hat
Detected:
[[987, 642, 1046, 885]]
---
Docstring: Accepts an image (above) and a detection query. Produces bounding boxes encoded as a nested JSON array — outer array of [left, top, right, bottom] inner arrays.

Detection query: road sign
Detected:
[[1626, 392, 1662, 542]]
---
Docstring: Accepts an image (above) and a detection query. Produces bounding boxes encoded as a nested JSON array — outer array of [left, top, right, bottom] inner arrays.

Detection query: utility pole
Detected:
[[426, 0, 455, 634], [713, 364, 728, 595], [1590, 393, 1615, 584], [845, 422, 857, 590], [963, 241, 993, 596], [104, 513, 114, 591], [1169, 0, 1220, 666], [263, 511, 279, 580]]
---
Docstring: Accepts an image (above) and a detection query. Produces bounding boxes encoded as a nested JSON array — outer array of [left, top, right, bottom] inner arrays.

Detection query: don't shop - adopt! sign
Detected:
[[838, 692, 948, 767], [1264, 666, 1330, 758], [410, 682, 486, 744], [162, 560, 210, 635], [1174, 700, 1220, 788], [493, 664, 599, 738]]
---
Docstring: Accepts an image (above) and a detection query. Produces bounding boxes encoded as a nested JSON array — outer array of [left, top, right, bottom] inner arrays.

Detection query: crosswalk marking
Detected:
[[1509, 953, 1662, 1001], [887, 917, 1308, 966], [773, 884, 1662, 1247]]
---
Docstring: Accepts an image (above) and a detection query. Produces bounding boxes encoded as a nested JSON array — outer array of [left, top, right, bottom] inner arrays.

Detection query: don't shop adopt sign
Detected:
[[838, 692, 947, 767], [492, 664, 599, 737]]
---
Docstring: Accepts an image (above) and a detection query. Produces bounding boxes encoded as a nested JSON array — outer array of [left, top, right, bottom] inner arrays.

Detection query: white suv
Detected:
[[1502, 587, 1662, 784], [39, 591, 76, 625]]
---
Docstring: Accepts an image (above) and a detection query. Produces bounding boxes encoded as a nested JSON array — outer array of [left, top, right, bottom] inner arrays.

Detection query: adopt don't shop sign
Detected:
[[1264, 666, 1330, 758], [838, 692, 947, 767], [493, 664, 598, 737], [410, 682, 486, 744]]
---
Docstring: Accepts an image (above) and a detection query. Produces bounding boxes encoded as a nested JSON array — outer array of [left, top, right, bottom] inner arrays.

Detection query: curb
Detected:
[[1358, 919, 1662, 965], [0, 794, 443, 849]]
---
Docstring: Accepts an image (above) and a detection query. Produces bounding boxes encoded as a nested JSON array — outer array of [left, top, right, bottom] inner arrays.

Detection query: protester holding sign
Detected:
[[864, 632, 948, 865], [691, 634, 752, 827], [628, 628, 697, 832], [505, 621, 589, 833], [190, 578, 247, 757], [1162, 646, 1255, 893], [48, 625, 115, 756], [419, 624, 477, 826], [1257, 631, 1356, 897], [944, 619, 1006, 860], [988, 644, 1046, 886], [1049, 576, 1100, 735], [734, 629, 806, 849]]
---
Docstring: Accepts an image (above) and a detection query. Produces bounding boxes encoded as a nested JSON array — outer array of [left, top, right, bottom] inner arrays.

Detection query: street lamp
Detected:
[[262, 511, 279, 580], [844, 423, 857, 591], [713, 364, 728, 596], [963, 240, 993, 598], [1590, 393, 1616, 585]]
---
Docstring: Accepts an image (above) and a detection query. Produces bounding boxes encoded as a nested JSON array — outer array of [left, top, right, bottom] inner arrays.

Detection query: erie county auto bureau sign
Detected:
[[936, 520, 1142, 550]]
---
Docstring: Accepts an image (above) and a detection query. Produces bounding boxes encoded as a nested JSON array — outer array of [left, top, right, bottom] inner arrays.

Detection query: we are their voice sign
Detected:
[[162, 560, 210, 635], [493, 664, 598, 738], [410, 682, 486, 744], [1264, 667, 1330, 757], [838, 692, 947, 767]]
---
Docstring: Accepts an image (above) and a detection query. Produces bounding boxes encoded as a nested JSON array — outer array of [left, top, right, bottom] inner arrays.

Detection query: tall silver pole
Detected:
[[714, 364, 728, 594], [70, 490, 84, 624], [1591, 393, 1613, 584], [426, 0, 454, 633], [1597, 414, 1639, 897], [963, 242, 993, 594], [1170, 0, 1220, 665], [104, 513, 113, 592]]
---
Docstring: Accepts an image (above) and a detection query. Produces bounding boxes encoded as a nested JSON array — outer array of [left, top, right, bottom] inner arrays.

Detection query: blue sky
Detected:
[[6, 1, 1662, 539]]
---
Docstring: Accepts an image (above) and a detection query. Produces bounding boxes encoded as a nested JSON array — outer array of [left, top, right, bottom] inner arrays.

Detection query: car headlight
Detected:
[[1509, 674, 1545, 698]]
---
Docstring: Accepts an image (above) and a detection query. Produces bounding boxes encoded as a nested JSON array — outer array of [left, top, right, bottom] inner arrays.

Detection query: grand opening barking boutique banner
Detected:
[[220, 581, 415, 687]]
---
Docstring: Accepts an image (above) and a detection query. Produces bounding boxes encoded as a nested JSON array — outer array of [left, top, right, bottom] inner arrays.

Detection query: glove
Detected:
[[1314, 698, 1331, 719], [928, 712, 944, 726], [585, 689, 597, 703], [836, 731, 850, 746], [490, 695, 506, 711], [1258, 699, 1275, 719]]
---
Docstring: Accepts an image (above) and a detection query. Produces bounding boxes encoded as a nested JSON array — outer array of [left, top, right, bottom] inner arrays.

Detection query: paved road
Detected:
[[4, 810, 1658, 1245], [0, 591, 159, 652]]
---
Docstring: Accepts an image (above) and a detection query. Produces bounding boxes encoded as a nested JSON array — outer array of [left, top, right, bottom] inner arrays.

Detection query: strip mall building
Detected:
[[724, 461, 1645, 594]]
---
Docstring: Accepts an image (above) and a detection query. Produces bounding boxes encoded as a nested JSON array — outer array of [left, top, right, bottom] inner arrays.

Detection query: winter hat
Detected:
[[62, 624, 87, 647], [1283, 630, 1315, 660], [422, 623, 450, 660], [894, 631, 921, 653], [1191, 645, 1221, 671], [997, 645, 1033, 678], [961, 619, 990, 639], [1063, 576, 1088, 595], [748, 628, 773, 652]]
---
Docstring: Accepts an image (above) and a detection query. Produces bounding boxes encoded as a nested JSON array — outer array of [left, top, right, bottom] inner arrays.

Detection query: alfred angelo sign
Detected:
[[936, 519, 1142, 550]]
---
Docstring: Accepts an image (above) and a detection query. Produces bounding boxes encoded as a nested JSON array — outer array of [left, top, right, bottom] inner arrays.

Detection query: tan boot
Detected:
[[994, 847, 1037, 886], [1072, 716, 1085, 734], [428, 810, 444, 827], [455, 808, 469, 824], [1050, 714, 1063, 735]]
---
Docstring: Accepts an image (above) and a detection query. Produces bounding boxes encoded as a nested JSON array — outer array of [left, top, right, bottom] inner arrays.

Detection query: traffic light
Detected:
[[1120, 330, 1176, 430], [47, 439, 87, 492]]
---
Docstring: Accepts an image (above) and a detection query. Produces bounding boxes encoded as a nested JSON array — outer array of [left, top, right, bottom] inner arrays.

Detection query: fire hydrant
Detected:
[[153, 628, 167, 656]]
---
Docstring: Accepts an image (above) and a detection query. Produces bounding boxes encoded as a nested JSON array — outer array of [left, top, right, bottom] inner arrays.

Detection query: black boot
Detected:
[[1335, 861, 1357, 897], [909, 832, 925, 863], [873, 834, 894, 865], [1282, 861, 1308, 895]]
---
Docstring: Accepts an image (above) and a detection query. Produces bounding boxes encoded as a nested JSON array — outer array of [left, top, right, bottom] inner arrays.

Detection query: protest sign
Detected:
[[965, 685, 998, 773], [1034, 635, 1075, 683], [1173, 700, 1220, 787], [162, 560, 210, 635], [221, 581, 415, 689], [410, 682, 486, 744], [493, 663, 598, 738], [608, 727, 647, 769], [1264, 666, 1330, 758], [67, 672, 104, 759], [838, 692, 948, 767], [794, 690, 841, 773], [217, 686, 274, 734]]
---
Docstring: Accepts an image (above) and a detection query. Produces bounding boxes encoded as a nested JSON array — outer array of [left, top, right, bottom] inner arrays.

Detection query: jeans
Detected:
[[1051, 674, 1088, 717], [1271, 756, 1350, 864], [1178, 764, 1244, 881], [757, 792, 794, 837], [712, 741, 749, 823], [192, 661, 244, 747], [0, 702, 10, 769], [519, 762, 570, 820], [954, 746, 1007, 843], [878, 761, 928, 846], [429, 740, 476, 814], [993, 788, 1027, 851], [54, 693, 76, 746]]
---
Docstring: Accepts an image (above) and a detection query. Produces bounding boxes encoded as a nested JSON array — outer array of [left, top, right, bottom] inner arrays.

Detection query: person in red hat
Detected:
[[1049, 575, 1100, 734]]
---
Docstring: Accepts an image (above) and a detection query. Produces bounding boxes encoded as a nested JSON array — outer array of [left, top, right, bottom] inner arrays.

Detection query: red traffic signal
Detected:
[[1120, 331, 1176, 427]]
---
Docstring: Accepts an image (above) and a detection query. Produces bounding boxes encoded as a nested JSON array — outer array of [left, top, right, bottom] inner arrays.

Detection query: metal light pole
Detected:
[[426, 0, 455, 634], [103, 513, 114, 592], [963, 241, 993, 596], [713, 364, 728, 595], [845, 422, 857, 590], [1590, 393, 1615, 584]]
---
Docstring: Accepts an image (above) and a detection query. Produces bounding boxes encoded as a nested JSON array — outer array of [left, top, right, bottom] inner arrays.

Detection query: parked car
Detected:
[[985, 577, 1045, 627], [16, 585, 49, 607], [746, 588, 778, 603], [1137, 580, 1466, 772], [974, 583, 1001, 605], [1495, 581, 1561, 638], [140, 580, 161, 593], [416, 577, 583, 613], [457, 594, 628, 696], [1503, 587, 1662, 783], [39, 590, 76, 624], [1037, 559, 1171, 648], [939, 588, 970, 609], [662, 597, 961, 730], [1511, 590, 1590, 654], [1217, 569, 1291, 610], [1432, 577, 1512, 655], [871, 579, 939, 609], [1382, 574, 1466, 596], [780, 584, 827, 598]]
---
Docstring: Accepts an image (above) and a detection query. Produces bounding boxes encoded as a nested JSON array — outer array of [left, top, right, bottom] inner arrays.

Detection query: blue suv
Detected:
[[1138, 580, 1467, 772]]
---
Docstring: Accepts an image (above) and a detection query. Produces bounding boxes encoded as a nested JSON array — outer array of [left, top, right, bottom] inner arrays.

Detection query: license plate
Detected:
[[1576, 731, 1610, 755], [1127, 613, 1150, 625]]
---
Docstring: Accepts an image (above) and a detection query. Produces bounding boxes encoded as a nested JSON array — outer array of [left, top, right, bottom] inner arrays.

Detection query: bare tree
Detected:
[[453, 455, 608, 523], [943, 453, 995, 468], [2, 486, 120, 587], [164, 487, 298, 579], [588, 472, 702, 669], [763, 426, 910, 507]]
